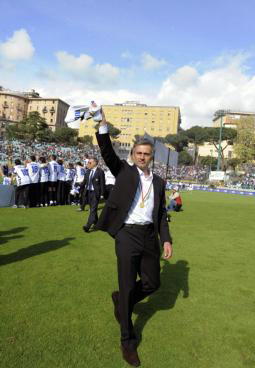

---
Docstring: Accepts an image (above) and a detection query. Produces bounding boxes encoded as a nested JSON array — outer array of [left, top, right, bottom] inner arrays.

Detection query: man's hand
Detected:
[[163, 242, 173, 259]]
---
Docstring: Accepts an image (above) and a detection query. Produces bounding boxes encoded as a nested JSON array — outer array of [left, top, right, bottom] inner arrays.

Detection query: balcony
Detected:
[[3, 102, 9, 108], [50, 107, 55, 113], [42, 107, 48, 113]]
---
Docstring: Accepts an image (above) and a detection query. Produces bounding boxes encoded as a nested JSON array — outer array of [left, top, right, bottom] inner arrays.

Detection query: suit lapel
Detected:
[[92, 167, 97, 179], [131, 164, 140, 193]]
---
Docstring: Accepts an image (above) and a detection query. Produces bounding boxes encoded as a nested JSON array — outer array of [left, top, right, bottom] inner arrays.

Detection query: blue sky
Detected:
[[1, 0, 255, 127]]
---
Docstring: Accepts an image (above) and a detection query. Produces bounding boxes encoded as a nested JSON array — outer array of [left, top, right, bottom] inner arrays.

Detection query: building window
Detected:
[[50, 119, 53, 123]]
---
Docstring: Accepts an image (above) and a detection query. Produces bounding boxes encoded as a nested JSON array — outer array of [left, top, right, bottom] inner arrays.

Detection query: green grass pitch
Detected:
[[0, 191, 255, 368]]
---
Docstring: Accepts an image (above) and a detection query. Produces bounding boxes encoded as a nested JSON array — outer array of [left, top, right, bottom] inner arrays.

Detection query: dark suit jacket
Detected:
[[95, 132, 172, 244], [81, 167, 105, 200]]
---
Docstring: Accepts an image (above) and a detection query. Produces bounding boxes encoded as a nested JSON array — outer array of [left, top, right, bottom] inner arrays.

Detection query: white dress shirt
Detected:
[[98, 124, 154, 225], [125, 168, 154, 225], [87, 167, 97, 191]]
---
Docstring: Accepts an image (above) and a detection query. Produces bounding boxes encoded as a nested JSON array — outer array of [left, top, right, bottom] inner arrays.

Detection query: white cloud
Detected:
[[56, 51, 93, 72], [34, 77, 146, 108], [55, 51, 120, 85], [0, 29, 35, 60], [141, 52, 167, 70], [156, 53, 255, 128], [3, 45, 255, 131]]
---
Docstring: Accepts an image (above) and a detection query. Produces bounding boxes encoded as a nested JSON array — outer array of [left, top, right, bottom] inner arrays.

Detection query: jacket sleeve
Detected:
[[96, 132, 124, 177], [159, 185, 173, 245]]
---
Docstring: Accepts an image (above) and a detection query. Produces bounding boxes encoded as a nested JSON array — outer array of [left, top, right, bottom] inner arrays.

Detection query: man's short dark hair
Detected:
[[14, 159, 21, 165], [30, 155, 36, 162], [39, 156, 46, 163], [51, 154, 57, 160], [131, 139, 155, 155]]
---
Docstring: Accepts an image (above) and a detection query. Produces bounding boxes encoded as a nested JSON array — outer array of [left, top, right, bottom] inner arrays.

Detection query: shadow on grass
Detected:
[[133, 260, 190, 346], [0, 227, 28, 245], [0, 237, 75, 266]]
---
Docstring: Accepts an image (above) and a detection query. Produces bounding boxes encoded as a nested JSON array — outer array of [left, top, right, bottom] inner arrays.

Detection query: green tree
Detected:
[[199, 155, 217, 170], [226, 158, 240, 170], [234, 117, 255, 163], [165, 132, 189, 152], [204, 127, 237, 169], [108, 122, 121, 138], [77, 135, 93, 145], [185, 126, 208, 164], [6, 111, 52, 143], [53, 127, 78, 145], [178, 150, 193, 165]]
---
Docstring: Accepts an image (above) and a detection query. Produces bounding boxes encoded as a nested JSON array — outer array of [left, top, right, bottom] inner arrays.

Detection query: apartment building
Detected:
[[212, 110, 255, 129], [0, 87, 69, 136], [79, 101, 181, 146]]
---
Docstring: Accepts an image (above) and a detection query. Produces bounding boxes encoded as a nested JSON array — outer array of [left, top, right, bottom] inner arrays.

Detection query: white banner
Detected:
[[209, 171, 225, 181], [0, 184, 15, 207]]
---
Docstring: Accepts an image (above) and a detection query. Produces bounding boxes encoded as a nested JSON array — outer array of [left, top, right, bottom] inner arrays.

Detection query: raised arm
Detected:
[[95, 110, 123, 177]]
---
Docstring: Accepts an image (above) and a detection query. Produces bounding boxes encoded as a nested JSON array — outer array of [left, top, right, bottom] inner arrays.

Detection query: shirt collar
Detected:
[[137, 166, 153, 179]]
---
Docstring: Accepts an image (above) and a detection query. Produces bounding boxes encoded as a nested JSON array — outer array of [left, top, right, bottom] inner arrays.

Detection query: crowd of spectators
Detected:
[[0, 140, 100, 165], [1, 139, 255, 188], [226, 173, 255, 190]]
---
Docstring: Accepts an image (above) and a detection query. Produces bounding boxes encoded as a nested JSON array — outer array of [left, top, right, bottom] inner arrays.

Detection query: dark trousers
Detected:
[[40, 182, 48, 206], [29, 183, 40, 207], [57, 180, 66, 205], [80, 189, 88, 210], [48, 181, 57, 202], [65, 181, 72, 205], [85, 190, 99, 229], [115, 224, 160, 350], [15, 184, 30, 207]]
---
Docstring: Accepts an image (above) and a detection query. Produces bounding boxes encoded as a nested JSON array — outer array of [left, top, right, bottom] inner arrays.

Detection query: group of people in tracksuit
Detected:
[[10, 155, 89, 208]]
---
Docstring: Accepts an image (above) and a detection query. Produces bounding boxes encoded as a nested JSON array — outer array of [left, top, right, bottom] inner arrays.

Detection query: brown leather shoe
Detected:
[[121, 346, 141, 367], [111, 291, 121, 324]]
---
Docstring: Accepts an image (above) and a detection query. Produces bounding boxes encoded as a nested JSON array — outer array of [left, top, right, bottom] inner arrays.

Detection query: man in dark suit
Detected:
[[95, 112, 173, 367], [81, 157, 105, 232]]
